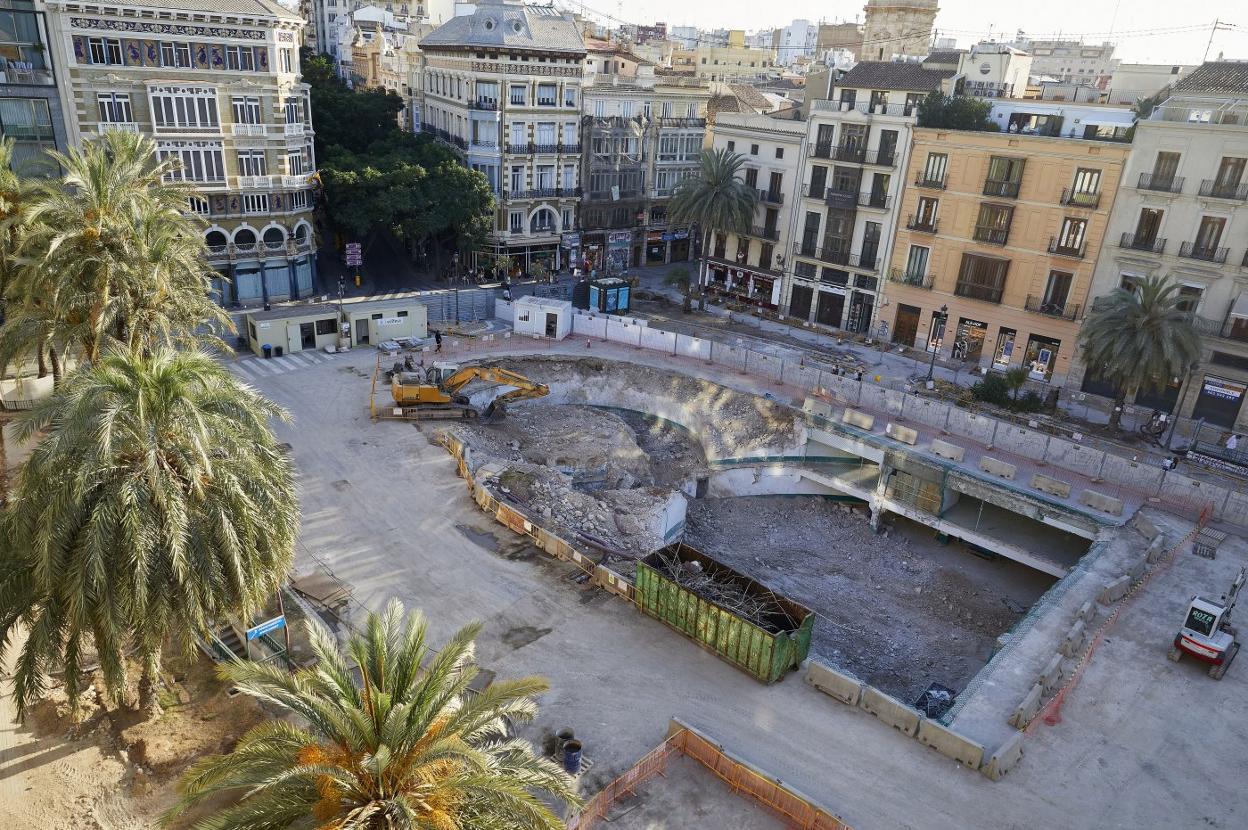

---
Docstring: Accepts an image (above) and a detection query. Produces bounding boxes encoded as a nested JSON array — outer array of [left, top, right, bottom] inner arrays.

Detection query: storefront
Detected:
[[705, 262, 781, 309], [668, 227, 691, 261], [1024, 334, 1061, 381], [560, 232, 581, 275], [645, 231, 667, 264], [1192, 375, 1247, 429], [814, 287, 846, 326], [892, 304, 921, 346], [992, 327, 1018, 370], [605, 230, 632, 274], [954, 317, 989, 362]]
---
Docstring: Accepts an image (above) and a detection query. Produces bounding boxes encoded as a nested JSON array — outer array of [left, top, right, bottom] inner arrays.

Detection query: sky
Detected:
[[563, 0, 1248, 65]]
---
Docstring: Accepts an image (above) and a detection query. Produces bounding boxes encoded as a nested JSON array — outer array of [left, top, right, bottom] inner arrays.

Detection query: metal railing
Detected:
[[1048, 236, 1086, 258], [1178, 241, 1229, 263], [887, 266, 932, 288], [954, 280, 1005, 303], [972, 225, 1009, 245], [1199, 180, 1248, 200], [982, 179, 1021, 198], [1138, 172, 1183, 193], [1119, 232, 1166, 254], [504, 187, 581, 199], [859, 191, 890, 209], [745, 224, 780, 240], [906, 215, 938, 233], [1024, 295, 1081, 320], [1059, 188, 1101, 208], [791, 242, 875, 270], [914, 176, 946, 190], [468, 99, 499, 110], [205, 237, 312, 263], [755, 188, 784, 205]]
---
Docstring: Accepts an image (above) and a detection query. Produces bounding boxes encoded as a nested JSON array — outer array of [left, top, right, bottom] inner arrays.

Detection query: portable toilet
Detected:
[[514, 295, 572, 340]]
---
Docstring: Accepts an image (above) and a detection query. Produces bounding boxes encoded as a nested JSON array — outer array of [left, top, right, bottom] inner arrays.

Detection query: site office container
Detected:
[[634, 545, 814, 683]]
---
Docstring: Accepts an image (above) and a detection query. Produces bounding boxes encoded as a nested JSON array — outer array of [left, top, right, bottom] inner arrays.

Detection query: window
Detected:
[[535, 164, 554, 189], [562, 163, 575, 189], [279, 48, 294, 74], [775, 147, 784, 159], [1193, 216, 1226, 256], [509, 165, 523, 191], [562, 207, 572, 230], [232, 96, 261, 125], [726, 140, 735, 152], [955, 254, 1009, 303], [903, 245, 929, 282], [973, 203, 1013, 245], [315, 318, 337, 336], [88, 37, 123, 65], [643, 101, 652, 120], [915, 196, 938, 228], [537, 83, 556, 106], [620, 100, 633, 117], [921, 152, 947, 186], [285, 97, 303, 125], [868, 90, 887, 113], [744, 167, 757, 188], [509, 211, 523, 233], [237, 150, 267, 176], [750, 143, 759, 155], [187, 196, 210, 216], [150, 87, 220, 131], [660, 100, 672, 118], [241, 193, 269, 213], [985, 156, 1024, 197], [1054, 217, 1087, 255], [225, 45, 254, 71], [510, 84, 526, 105], [1152, 151, 1181, 183], [535, 121, 556, 146], [1211, 157, 1247, 197], [97, 93, 133, 124], [0, 98, 56, 174], [288, 190, 311, 210], [286, 149, 307, 175], [1041, 270, 1073, 313], [564, 86, 576, 107], [156, 141, 225, 184], [593, 99, 605, 117]]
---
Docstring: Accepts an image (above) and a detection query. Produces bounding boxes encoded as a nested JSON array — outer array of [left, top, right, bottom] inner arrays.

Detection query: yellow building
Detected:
[[883, 126, 1130, 385]]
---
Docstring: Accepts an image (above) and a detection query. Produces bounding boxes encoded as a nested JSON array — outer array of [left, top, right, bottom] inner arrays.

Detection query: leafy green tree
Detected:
[[917, 92, 998, 131], [1079, 276, 1201, 430], [1, 131, 229, 369], [0, 348, 297, 714], [669, 149, 758, 309], [168, 600, 579, 830], [665, 265, 695, 313]]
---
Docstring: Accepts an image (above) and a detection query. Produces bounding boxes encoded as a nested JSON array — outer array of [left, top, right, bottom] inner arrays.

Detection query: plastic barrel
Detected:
[[562, 740, 582, 775], [555, 728, 575, 747]]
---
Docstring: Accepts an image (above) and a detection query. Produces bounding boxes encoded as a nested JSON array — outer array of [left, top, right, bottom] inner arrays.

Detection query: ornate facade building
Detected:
[[859, 0, 938, 62]]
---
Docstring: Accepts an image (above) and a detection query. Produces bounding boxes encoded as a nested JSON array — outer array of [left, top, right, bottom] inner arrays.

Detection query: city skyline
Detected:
[[566, 0, 1246, 64]]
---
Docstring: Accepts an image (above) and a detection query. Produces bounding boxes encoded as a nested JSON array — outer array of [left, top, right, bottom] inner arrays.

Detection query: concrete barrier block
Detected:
[[1077, 600, 1097, 625], [1146, 534, 1169, 564], [1127, 556, 1148, 584], [978, 456, 1017, 480], [1099, 575, 1131, 605], [1040, 653, 1065, 694], [916, 718, 985, 768], [804, 660, 863, 706], [982, 732, 1025, 781], [930, 438, 965, 462], [886, 422, 918, 445], [1133, 513, 1160, 542], [1079, 489, 1124, 516], [842, 408, 875, 431], [803, 397, 835, 419], [860, 686, 922, 737], [1008, 684, 1043, 729], [1030, 473, 1072, 499], [1060, 619, 1087, 658]]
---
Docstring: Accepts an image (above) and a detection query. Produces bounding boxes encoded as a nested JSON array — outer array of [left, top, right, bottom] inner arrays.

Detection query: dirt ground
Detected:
[[684, 495, 1056, 703], [0, 649, 267, 830]]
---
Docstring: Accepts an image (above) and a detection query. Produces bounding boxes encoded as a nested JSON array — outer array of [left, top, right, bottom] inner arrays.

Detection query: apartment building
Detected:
[[42, 0, 318, 306], [0, 0, 69, 173], [1014, 37, 1117, 90], [785, 62, 946, 334], [419, 0, 584, 271], [579, 42, 710, 269], [883, 118, 1130, 385], [702, 113, 804, 309], [1075, 63, 1248, 430]]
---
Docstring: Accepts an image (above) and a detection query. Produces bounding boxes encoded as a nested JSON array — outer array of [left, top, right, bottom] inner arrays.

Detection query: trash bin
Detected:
[[262, 344, 272, 359], [274, 345, 284, 357]]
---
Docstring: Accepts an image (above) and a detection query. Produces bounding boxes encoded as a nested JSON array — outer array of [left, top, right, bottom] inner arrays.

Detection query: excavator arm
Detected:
[[440, 366, 549, 418]]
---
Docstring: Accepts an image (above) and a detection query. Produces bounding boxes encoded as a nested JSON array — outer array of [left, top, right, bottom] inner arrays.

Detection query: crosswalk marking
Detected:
[[232, 348, 340, 381]]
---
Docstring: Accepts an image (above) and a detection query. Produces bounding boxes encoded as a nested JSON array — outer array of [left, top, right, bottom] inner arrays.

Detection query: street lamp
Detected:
[[926, 304, 949, 382]]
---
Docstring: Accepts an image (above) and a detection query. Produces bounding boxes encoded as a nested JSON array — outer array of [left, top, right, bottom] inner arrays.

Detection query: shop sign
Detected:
[[561, 232, 581, 246], [1202, 377, 1246, 401]]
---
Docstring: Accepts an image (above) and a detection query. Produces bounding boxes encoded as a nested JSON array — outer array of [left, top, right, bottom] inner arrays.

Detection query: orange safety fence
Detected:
[[566, 727, 852, 830]]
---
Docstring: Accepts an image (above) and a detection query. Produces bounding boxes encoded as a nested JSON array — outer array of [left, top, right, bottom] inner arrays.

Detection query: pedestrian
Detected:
[[1228, 433, 1241, 452], [434, 329, 443, 353]]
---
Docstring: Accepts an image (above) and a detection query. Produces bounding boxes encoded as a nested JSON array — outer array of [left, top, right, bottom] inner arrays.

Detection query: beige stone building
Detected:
[[882, 124, 1130, 385], [860, 0, 938, 63], [42, 0, 318, 306]]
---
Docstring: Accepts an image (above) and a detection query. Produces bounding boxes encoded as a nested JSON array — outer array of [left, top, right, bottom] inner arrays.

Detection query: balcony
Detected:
[[0, 9, 56, 86], [705, 254, 783, 276], [1178, 241, 1229, 264], [1137, 173, 1183, 193], [859, 191, 890, 210], [505, 187, 581, 200], [283, 122, 306, 136], [745, 225, 780, 241], [812, 142, 833, 160], [824, 187, 858, 208], [232, 123, 267, 137], [954, 281, 1005, 304], [204, 236, 313, 264], [1048, 237, 1086, 259], [1060, 188, 1101, 209], [829, 145, 893, 166], [1119, 232, 1166, 254], [1025, 295, 1081, 320], [790, 242, 875, 270], [972, 225, 1010, 246], [1199, 180, 1248, 201], [982, 179, 1021, 198], [906, 215, 938, 234], [97, 121, 140, 134], [237, 175, 273, 188], [756, 189, 784, 205], [914, 175, 946, 190], [282, 175, 307, 188], [659, 117, 706, 128], [888, 266, 932, 289], [469, 99, 499, 111]]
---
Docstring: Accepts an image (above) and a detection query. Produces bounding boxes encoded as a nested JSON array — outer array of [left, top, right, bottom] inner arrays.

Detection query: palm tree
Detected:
[[167, 601, 579, 830], [2, 130, 229, 369], [0, 347, 297, 714], [668, 148, 758, 308], [665, 265, 694, 313], [1079, 275, 1202, 430]]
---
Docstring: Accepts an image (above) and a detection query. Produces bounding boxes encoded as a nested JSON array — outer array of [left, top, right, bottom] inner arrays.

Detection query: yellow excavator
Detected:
[[390, 362, 549, 420]]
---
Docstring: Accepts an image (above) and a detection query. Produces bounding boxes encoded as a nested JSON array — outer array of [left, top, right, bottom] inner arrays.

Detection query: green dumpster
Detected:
[[634, 544, 814, 683]]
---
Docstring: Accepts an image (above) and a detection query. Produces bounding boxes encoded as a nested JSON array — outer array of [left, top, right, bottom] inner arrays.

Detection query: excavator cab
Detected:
[[1170, 567, 1244, 680]]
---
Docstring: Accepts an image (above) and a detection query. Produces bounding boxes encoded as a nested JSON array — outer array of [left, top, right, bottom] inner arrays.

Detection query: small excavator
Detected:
[[389, 362, 549, 421], [1169, 567, 1244, 680]]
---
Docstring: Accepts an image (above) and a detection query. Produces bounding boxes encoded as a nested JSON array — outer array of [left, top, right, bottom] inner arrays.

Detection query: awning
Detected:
[[1230, 293, 1248, 319]]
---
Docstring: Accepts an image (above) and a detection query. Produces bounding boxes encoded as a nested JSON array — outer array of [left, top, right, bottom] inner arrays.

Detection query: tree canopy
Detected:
[[916, 92, 998, 131], [302, 49, 493, 257]]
